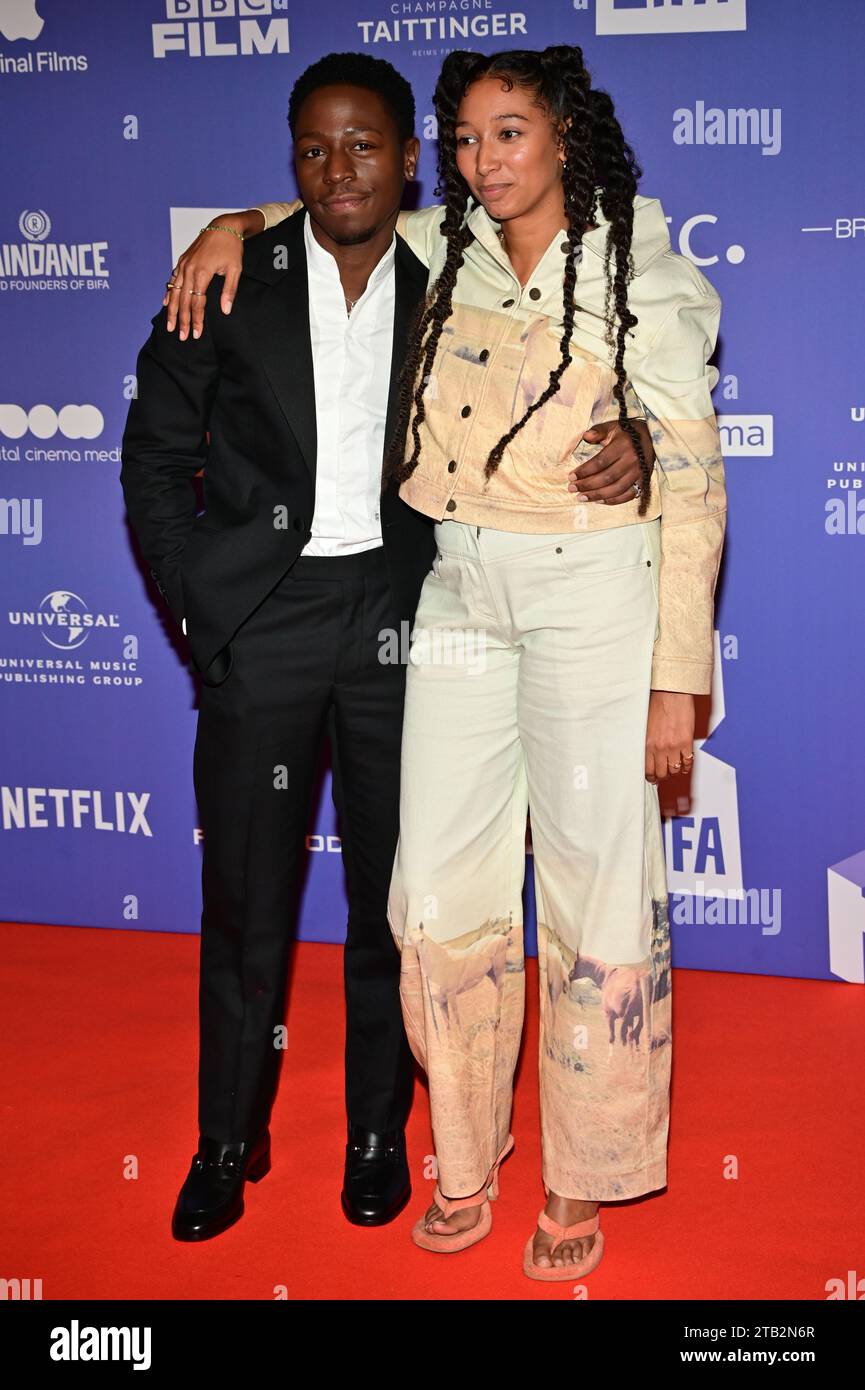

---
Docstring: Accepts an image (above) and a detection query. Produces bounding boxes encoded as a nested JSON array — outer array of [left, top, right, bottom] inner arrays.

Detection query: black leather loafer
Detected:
[[171, 1129, 271, 1242], [341, 1123, 411, 1226]]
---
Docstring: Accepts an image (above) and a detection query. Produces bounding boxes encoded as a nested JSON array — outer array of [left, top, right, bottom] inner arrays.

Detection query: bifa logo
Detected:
[[152, 0, 289, 59], [596, 0, 746, 36]]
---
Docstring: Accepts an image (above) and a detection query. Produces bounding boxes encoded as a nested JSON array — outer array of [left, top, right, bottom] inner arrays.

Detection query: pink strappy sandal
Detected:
[[523, 1205, 605, 1282], [411, 1134, 515, 1253]]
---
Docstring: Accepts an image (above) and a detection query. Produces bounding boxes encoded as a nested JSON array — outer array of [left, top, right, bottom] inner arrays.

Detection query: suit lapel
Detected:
[[246, 214, 427, 491], [247, 212, 317, 483]]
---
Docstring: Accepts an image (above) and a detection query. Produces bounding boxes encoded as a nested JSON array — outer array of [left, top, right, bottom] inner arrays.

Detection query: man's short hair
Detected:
[[288, 51, 416, 145]]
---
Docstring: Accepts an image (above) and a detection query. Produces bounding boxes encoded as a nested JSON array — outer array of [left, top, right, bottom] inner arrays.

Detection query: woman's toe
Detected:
[[533, 1235, 552, 1266]]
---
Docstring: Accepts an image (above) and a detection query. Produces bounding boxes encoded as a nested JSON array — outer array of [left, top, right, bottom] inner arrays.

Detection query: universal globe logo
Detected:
[[19, 209, 50, 242], [39, 591, 91, 650], [6, 592, 120, 650]]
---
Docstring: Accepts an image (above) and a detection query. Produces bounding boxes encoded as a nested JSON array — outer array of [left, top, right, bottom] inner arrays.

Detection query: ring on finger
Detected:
[[188, 289, 205, 296]]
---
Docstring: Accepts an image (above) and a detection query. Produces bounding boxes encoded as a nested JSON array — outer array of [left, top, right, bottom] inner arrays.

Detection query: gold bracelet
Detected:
[[200, 224, 244, 241]]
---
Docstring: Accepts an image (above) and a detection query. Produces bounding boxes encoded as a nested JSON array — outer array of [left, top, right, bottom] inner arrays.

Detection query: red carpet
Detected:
[[1, 921, 862, 1301]]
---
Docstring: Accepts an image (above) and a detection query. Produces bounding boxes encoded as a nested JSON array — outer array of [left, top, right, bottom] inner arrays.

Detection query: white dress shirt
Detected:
[[302, 210, 396, 556]]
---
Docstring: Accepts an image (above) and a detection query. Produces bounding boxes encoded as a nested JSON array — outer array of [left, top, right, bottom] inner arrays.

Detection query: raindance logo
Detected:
[[0, 211, 109, 292], [152, 0, 290, 59], [9, 591, 118, 651], [0, 0, 88, 73], [596, 0, 746, 36]]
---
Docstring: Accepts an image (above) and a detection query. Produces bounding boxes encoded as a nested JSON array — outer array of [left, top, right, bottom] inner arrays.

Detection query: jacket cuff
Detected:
[[151, 567, 185, 629], [650, 655, 713, 696], [255, 200, 301, 230]]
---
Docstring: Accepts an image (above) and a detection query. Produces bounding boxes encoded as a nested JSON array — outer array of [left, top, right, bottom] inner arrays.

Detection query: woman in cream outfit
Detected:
[[167, 45, 726, 1282]]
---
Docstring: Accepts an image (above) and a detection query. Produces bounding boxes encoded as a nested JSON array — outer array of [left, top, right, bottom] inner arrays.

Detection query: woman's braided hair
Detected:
[[384, 45, 650, 515]]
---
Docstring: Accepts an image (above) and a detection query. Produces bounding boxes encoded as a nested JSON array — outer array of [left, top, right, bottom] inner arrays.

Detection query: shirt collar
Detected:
[[303, 209, 396, 288], [464, 191, 670, 277]]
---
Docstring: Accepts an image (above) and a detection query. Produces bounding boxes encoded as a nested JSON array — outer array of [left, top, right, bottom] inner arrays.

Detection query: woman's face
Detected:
[[454, 74, 565, 223]]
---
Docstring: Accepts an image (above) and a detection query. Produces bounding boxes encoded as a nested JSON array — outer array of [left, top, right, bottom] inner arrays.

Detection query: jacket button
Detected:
[[461, 404, 471, 418], [293, 516, 303, 532], [447, 460, 457, 473], [529, 287, 541, 300], [446, 500, 457, 512], [502, 298, 514, 308], [478, 349, 489, 362], [560, 240, 570, 253]]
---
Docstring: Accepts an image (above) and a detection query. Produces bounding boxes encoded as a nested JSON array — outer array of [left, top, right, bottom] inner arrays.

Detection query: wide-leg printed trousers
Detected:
[[386, 516, 672, 1203]]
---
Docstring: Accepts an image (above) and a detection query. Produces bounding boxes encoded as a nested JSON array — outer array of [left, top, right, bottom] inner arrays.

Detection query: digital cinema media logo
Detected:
[[596, 0, 746, 36], [152, 0, 289, 59]]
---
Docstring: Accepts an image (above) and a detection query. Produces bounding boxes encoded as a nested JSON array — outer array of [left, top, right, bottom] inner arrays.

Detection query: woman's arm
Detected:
[[164, 203, 300, 339], [255, 200, 303, 230], [628, 273, 726, 693], [164, 200, 444, 339]]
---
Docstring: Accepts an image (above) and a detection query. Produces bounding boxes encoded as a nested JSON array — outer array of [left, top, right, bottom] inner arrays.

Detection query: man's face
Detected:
[[293, 83, 418, 248]]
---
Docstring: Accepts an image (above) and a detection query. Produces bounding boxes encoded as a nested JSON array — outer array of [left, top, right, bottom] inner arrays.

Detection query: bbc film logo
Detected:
[[151, 0, 289, 59]]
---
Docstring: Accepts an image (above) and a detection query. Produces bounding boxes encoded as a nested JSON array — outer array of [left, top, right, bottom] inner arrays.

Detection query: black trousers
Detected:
[[191, 545, 413, 1142]]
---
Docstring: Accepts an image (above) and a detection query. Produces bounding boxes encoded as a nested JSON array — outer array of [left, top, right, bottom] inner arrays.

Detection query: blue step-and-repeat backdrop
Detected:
[[1, 0, 863, 984]]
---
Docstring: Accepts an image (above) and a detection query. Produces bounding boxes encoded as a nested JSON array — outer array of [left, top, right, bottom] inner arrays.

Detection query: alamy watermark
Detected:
[[378, 621, 487, 675], [670, 882, 781, 936]]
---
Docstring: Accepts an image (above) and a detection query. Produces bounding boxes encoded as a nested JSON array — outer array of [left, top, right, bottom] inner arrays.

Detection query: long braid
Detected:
[[385, 52, 483, 486], [588, 84, 651, 514]]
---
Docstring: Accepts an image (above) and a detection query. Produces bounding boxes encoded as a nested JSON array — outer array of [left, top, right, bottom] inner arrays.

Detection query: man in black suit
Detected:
[[121, 50, 655, 1244], [122, 53, 433, 1241]]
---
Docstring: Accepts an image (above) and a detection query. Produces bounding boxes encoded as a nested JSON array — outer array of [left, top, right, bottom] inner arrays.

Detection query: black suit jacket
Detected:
[[121, 208, 434, 683]]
